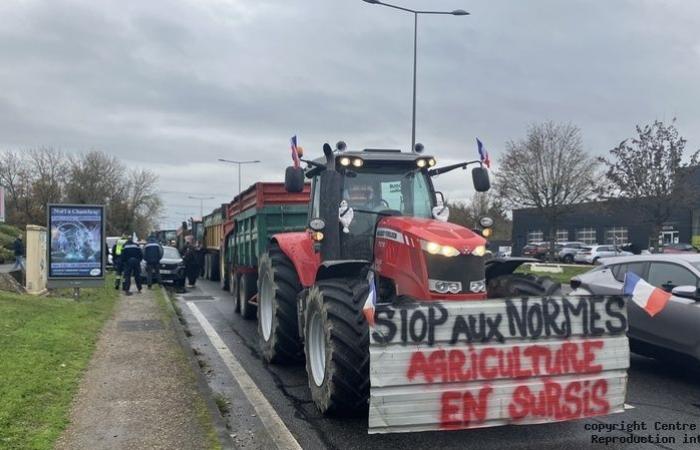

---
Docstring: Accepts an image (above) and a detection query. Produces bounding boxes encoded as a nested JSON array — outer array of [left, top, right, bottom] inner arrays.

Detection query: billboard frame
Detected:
[[46, 203, 106, 289]]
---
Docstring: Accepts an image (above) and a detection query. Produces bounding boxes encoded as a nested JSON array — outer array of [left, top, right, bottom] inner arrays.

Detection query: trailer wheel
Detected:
[[487, 273, 561, 298], [239, 273, 257, 320], [304, 278, 369, 416], [258, 245, 303, 364]]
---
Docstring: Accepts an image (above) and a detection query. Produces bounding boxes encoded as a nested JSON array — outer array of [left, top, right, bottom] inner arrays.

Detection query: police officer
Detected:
[[143, 234, 164, 289], [183, 242, 198, 287], [112, 234, 128, 290], [121, 236, 143, 295]]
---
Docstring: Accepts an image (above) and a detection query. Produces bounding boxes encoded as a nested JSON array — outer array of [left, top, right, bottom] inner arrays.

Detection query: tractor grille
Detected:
[[424, 253, 485, 293]]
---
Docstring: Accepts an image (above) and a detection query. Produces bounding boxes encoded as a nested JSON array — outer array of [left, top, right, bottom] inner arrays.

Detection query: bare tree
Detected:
[[27, 148, 68, 223], [598, 119, 699, 251], [448, 192, 512, 240], [495, 122, 599, 258]]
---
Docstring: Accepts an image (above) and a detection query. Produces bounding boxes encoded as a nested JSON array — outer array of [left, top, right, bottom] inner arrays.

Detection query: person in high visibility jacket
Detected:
[[121, 236, 143, 295], [112, 234, 128, 290]]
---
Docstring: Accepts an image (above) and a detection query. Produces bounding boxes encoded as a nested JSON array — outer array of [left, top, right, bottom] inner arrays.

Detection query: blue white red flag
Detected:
[[476, 138, 490, 169], [623, 272, 671, 317], [363, 271, 377, 327], [290, 135, 301, 168]]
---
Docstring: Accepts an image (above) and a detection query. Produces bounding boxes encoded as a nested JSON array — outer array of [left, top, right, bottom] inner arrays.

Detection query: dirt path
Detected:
[[55, 286, 219, 450]]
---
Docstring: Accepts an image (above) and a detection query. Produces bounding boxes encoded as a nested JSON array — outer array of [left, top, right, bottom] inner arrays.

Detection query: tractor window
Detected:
[[412, 173, 433, 218], [342, 169, 433, 218]]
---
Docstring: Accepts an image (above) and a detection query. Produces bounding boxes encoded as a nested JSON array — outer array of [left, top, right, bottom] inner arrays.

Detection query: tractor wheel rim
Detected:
[[308, 310, 326, 386], [260, 271, 273, 341]]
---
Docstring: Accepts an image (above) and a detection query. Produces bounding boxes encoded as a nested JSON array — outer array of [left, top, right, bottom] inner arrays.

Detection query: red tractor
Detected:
[[257, 143, 559, 415]]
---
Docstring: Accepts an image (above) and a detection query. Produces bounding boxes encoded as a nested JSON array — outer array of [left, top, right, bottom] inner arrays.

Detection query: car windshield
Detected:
[[163, 247, 180, 259]]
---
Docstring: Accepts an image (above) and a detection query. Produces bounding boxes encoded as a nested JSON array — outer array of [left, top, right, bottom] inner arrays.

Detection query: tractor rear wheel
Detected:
[[258, 244, 303, 364], [304, 278, 370, 415], [487, 273, 561, 298], [239, 272, 257, 320]]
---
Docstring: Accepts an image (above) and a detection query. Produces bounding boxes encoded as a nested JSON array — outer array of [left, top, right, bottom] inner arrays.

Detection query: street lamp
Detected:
[[188, 195, 215, 218], [361, 0, 469, 152], [217, 159, 261, 212]]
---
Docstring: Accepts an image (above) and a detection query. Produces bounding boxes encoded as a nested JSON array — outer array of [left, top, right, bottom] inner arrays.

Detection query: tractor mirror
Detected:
[[285, 166, 304, 193], [472, 167, 490, 192]]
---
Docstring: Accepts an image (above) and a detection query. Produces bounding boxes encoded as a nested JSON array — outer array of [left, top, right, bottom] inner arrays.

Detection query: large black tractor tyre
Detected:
[[239, 272, 257, 320], [488, 273, 561, 298], [231, 273, 240, 313], [304, 278, 370, 416], [258, 244, 303, 364]]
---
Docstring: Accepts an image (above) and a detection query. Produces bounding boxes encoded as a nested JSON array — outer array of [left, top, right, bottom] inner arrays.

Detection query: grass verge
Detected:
[[516, 263, 592, 285], [0, 278, 118, 449]]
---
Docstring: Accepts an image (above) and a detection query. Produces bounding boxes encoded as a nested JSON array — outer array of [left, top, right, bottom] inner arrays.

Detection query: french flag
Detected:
[[290, 135, 301, 168], [363, 271, 377, 327], [476, 138, 491, 169], [623, 272, 671, 317]]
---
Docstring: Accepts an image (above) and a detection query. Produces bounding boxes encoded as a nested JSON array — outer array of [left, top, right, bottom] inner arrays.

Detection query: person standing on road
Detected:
[[183, 242, 198, 287], [143, 235, 164, 289], [112, 234, 128, 290], [12, 235, 25, 271], [121, 236, 143, 295], [195, 241, 206, 277]]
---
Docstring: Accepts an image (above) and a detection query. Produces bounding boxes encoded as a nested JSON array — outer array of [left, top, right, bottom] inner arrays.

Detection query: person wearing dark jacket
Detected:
[[143, 235, 164, 289], [121, 237, 143, 295], [12, 235, 25, 271], [183, 242, 198, 287]]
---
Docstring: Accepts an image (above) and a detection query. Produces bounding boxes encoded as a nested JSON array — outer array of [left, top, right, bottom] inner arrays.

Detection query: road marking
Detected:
[[186, 301, 302, 450], [624, 403, 635, 410]]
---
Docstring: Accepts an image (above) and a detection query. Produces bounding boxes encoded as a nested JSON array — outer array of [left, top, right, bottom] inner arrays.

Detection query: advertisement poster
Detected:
[[48, 205, 104, 279]]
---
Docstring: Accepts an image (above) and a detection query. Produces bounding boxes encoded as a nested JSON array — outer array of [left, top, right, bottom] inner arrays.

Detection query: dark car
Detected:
[[662, 243, 697, 254], [570, 254, 700, 364], [140, 245, 186, 288]]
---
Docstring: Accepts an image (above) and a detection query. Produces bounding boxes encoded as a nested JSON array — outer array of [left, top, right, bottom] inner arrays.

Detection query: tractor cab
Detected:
[[286, 143, 490, 264]]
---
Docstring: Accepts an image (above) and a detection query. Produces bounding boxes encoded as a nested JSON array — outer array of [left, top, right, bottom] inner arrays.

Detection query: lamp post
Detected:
[[361, 0, 469, 152], [188, 195, 215, 218], [217, 159, 261, 212]]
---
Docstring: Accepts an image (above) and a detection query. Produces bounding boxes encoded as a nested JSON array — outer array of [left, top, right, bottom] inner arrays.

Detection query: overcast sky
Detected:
[[1, 0, 699, 228]]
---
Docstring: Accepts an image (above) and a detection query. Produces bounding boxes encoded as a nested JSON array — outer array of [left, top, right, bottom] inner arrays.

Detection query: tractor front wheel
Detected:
[[487, 273, 561, 298], [258, 244, 303, 364], [304, 278, 370, 415]]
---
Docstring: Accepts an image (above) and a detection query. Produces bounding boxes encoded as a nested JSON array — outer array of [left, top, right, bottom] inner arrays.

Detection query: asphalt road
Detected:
[[175, 279, 700, 450]]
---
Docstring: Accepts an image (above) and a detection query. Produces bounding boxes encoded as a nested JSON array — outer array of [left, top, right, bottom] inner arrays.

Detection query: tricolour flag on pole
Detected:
[[363, 271, 377, 327], [476, 138, 490, 169], [623, 272, 671, 317], [290, 135, 301, 168]]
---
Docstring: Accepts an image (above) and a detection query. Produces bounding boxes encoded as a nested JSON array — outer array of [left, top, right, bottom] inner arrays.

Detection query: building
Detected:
[[512, 201, 699, 256]]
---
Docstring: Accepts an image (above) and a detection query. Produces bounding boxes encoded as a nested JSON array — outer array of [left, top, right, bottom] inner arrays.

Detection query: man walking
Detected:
[[183, 242, 198, 287], [143, 235, 164, 289], [121, 236, 143, 296], [112, 234, 128, 290], [12, 235, 25, 271]]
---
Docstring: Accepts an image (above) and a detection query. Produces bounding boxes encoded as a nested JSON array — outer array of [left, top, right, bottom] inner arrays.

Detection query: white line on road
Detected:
[[185, 301, 302, 450], [624, 404, 635, 410]]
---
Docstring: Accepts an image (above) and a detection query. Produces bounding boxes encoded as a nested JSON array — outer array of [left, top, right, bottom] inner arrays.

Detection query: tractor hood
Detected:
[[378, 216, 486, 254]]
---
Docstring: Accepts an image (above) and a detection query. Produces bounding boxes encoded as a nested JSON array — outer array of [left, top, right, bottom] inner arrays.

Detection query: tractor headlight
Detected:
[[339, 157, 351, 166], [471, 245, 487, 257], [428, 158, 436, 167], [352, 158, 364, 168], [481, 228, 493, 238], [420, 240, 460, 257], [416, 159, 427, 168]]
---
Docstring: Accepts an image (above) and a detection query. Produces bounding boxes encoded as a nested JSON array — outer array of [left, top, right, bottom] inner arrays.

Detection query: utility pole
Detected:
[[188, 195, 214, 218], [217, 159, 261, 213], [361, 0, 469, 152]]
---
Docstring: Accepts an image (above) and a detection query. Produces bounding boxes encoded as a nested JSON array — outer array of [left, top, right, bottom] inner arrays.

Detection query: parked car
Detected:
[[662, 243, 697, 254], [140, 245, 186, 288], [106, 236, 120, 268], [569, 254, 700, 364], [522, 242, 548, 260], [557, 241, 587, 263], [573, 245, 632, 264]]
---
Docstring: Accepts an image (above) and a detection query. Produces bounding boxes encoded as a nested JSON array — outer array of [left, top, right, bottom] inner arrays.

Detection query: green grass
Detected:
[[0, 280, 118, 449], [516, 263, 592, 285]]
